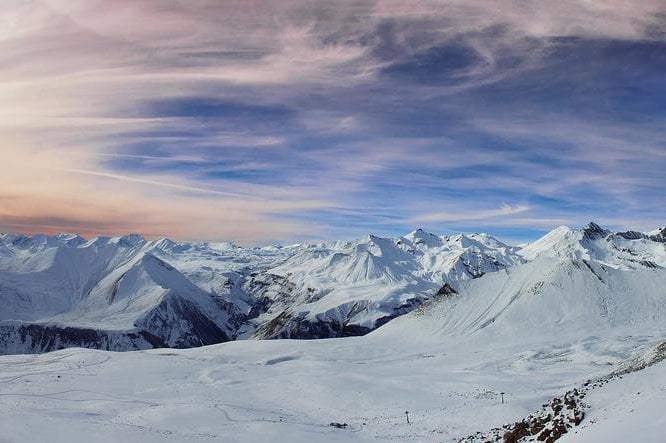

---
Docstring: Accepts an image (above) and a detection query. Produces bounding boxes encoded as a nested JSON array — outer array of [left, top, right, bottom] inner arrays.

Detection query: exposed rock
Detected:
[[582, 222, 610, 241], [0, 321, 164, 354], [436, 283, 458, 296], [649, 227, 666, 243]]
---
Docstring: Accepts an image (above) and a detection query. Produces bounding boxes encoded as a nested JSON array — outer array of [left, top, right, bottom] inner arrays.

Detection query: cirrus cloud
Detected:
[[1, 1, 665, 243]]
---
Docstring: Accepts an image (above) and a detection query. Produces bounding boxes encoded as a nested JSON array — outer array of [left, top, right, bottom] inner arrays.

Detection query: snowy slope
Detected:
[[50, 253, 245, 346], [561, 344, 666, 442], [0, 235, 147, 322], [398, 258, 666, 340], [1, 305, 665, 442]]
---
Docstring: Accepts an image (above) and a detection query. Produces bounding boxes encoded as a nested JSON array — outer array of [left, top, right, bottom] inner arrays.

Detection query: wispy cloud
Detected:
[[1, 1, 665, 242]]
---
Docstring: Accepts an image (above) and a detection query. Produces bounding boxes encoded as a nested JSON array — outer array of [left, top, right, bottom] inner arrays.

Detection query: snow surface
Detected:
[[0, 312, 664, 441], [561, 357, 666, 442], [1, 223, 666, 441]]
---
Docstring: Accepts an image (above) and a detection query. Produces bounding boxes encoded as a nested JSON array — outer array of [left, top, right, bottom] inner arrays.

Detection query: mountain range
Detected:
[[1, 222, 665, 354]]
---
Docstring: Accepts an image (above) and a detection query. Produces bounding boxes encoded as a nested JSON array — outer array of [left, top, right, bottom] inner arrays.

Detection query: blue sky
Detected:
[[1, 1, 665, 244]]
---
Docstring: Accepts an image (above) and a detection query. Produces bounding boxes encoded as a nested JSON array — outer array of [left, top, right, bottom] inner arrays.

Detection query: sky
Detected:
[[1, 0, 665, 244]]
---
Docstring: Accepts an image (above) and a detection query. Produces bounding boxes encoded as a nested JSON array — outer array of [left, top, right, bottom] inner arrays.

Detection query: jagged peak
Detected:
[[468, 232, 512, 249], [109, 233, 146, 247], [85, 236, 111, 246], [151, 237, 206, 254], [151, 237, 178, 249], [0, 233, 86, 249], [581, 221, 609, 239], [520, 221, 666, 268], [446, 233, 498, 250], [342, 233, 391, 248], [615, 230, 645, 241], [54, 232, 84, 239]]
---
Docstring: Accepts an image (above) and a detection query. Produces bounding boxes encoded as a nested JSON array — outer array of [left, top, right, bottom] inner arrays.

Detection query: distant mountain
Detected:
[[0, 222, 664, 354], [519, 222, 666, 269], [248, 229, 522, 339], [0, 233, 290, 353]]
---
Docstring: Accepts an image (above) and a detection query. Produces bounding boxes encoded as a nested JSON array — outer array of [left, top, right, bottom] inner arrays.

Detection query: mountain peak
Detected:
[[519, 222, 666, 268], [403, 228, 441, 247], [109, 234, 146, 247], [54, 233, 86, 247], [582, 221, 609, 241]]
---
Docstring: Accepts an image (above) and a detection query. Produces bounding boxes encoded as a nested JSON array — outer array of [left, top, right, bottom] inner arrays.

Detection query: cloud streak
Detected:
[[413, 204, 530, 223]]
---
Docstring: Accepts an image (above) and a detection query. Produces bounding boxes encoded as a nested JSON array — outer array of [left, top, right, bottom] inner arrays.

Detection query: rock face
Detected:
[[581, 221, 610, 241], [0, 322, 164, 354], [251, 295, 425, 340], [462, 387, 587, 442], [649, 227, 666, 243], [0, 222, 664, 354]]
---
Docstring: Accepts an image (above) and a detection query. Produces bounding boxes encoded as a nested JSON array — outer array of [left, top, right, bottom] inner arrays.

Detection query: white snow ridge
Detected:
[[1, 222, 666, 442]]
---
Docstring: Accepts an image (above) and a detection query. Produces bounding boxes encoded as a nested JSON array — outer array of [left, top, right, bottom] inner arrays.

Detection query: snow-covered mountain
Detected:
[[519, 222, 666, 269], [373, 222, 666, 344], [0, 233, 288, 353], [0, 229, 522, 353], [0, 222, 664, 354], [379, 256, 666, 344], [248, 229, 522, 339]]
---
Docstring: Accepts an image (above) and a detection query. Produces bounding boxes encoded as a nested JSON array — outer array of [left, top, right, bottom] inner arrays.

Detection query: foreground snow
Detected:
[[1, 312, 665, 442], [562, 359, 666, 442]]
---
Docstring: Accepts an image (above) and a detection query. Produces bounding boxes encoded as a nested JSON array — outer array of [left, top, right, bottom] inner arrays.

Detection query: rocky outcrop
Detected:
[[581, 222, 610, 241], [649, 227, 666, 243]]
